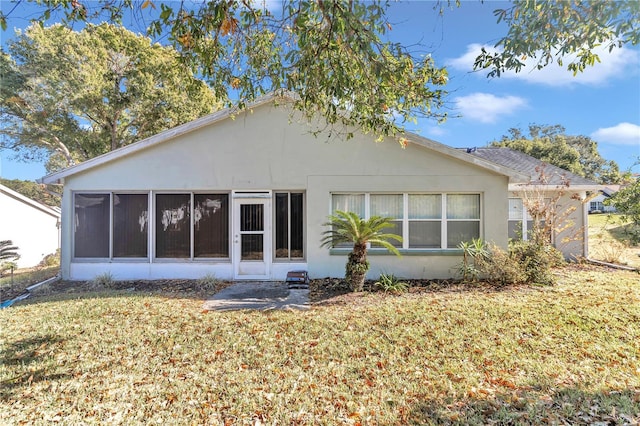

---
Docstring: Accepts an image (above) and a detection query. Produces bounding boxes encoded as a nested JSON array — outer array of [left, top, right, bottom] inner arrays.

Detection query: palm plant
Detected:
[[0, 240, 20, 262], [320, 210, 402, 292]]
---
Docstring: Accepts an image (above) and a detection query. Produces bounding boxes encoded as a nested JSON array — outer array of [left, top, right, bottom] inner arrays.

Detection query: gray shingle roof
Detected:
[[462, 147, 599, 186]]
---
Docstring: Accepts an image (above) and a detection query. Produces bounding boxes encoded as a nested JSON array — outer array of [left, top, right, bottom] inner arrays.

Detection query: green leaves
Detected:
[[491, 124, 623, 184], [320, 210, 402, 255], [321, 210, 402, 292], [606, 178, 640, 242], [475, 0, 640, 77], [1, 23, 219, 171], [137, 0, 449, 142]]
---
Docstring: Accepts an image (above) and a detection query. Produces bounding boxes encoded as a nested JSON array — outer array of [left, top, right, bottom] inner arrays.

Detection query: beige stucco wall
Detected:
[[0, 190, 60, 268], [59, 103, 510, 280]]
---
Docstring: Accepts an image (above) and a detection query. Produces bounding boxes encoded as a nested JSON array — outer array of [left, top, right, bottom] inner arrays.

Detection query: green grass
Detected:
[[1, 267, 638, 425]]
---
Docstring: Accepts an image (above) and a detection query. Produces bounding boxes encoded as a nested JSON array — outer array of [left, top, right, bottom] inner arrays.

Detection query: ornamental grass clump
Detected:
[[375, 273, 408, 293]]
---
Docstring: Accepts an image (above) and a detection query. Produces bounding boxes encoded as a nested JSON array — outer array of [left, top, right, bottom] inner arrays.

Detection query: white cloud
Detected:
[[426, 126, 447, 137], [453, 92, 527, 123], [591, 122, 640, 146], [448, 43, 639, 87]]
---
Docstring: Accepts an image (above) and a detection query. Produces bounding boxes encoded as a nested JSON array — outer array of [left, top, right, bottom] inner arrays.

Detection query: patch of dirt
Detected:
[[307, 276, 525, 306], [3, 263, 626, 307]]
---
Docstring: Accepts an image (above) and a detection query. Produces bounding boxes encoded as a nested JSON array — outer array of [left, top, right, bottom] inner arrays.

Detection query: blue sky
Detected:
[[1, 0, 639, 181]]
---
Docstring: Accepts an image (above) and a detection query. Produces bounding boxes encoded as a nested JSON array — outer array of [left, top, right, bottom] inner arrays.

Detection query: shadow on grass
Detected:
[[407, 387, 639, 425], [0, 334, 69, 401], [608, 222, 640, 245], [11, 279, 220, 307]]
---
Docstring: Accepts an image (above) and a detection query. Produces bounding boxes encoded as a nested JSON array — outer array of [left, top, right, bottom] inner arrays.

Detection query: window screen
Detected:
[[194, 194, 229, 258], [74, 193, 110, 258], [113, 194, 148, 258], [156, 194, 190, 258]]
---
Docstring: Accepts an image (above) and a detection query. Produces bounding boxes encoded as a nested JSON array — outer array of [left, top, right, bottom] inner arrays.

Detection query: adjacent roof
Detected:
[[464, 147, 601, 189], [40, 93, 528, 185], [0, 184, 61, 218]]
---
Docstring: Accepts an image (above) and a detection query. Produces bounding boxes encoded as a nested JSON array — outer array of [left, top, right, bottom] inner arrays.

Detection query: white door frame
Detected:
[[232, 192, 272, 280]]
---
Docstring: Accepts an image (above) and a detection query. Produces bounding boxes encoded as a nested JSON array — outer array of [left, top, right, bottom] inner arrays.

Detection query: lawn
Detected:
[[589, 213, 640, 268], [1, 266, 638, 425]]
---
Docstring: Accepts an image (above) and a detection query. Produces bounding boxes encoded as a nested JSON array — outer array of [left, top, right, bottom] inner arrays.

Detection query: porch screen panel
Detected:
[[446, 194, 480, 247], [371, 194, 402, 247], [156, 194, 190, 258], [194, 194, 229, 258], [113, 194, 148, 258], [290, 193, 304, 258], [241, 204, 264, 231], [241, 235, 263, 260], [74, 193, 109, 258], [275, 193, 289, 258], [408, 194, 441, 248], [276, 192, 305, 259]]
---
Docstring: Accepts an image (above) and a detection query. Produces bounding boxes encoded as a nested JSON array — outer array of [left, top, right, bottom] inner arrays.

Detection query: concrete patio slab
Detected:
[[202, 281, 309, 311]]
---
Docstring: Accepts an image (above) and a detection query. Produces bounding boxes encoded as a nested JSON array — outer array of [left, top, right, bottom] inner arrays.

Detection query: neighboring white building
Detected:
[[588, 187, 619, 213], [40, 94, 599, 281], [0, 184, 61, 268]]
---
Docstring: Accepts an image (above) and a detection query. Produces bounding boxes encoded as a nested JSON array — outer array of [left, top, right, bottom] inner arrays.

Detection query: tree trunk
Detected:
[[346, 243, 369, 292]]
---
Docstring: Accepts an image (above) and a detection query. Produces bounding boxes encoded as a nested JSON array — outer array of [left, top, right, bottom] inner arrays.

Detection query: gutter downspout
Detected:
[[583, 192, 589, 258]]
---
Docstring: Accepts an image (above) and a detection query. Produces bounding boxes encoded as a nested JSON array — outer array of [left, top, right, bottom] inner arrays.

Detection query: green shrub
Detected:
[[509, 240, 564, 285], [0, 261, 18, 276], [478, 244, 527, 287], [39, 250, 60, 268], [457, 239, 489, 282], [375, 273, 408, 293]]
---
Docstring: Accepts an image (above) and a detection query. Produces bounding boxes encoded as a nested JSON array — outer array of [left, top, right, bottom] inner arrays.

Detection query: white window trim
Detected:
[[330, 192, 483, 251]]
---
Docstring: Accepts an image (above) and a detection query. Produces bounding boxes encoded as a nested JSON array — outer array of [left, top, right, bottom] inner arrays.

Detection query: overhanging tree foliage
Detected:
[[2, 1, 451, 144], [490, 124, 623, 184], [0, 178, 60, 207], [1, 1, 637, 149], [1, 23, 218, 172], [474, 0, 640, 76]]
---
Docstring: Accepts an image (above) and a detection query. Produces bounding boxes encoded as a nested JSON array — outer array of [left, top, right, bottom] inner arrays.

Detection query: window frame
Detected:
[[329, 192, 483, 252], [72, 191, 232, 262]]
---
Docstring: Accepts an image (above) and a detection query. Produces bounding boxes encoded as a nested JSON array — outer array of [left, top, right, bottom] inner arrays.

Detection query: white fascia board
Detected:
[[508, 183, 604, 192], [0, 184, 61, 218]]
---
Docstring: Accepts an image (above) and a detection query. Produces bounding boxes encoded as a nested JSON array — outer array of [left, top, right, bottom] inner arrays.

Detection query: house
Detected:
[[588, 186, 619, 213], [465, 147, 600, 258], [0, 184, 61, 268], [40, 94, 599, 281]]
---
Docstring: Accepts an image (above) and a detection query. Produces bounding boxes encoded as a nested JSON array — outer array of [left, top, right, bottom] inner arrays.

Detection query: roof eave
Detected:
[[0, 184, 61, 218]]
